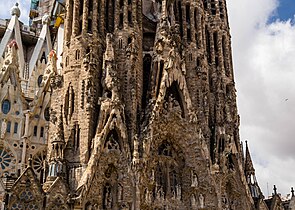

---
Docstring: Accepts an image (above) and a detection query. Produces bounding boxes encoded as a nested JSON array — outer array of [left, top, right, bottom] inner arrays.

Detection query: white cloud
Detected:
[[228, 0, 295, 197]]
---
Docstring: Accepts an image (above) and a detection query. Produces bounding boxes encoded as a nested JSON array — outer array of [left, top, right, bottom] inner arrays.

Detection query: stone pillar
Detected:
[[65, 0, 73, 42], [82, 0, 89, 35], [21, 110, 31, 171], [72, 0, 80, 37]]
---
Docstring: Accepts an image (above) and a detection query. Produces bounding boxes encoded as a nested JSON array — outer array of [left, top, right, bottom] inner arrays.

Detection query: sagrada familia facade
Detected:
[[0, 0, 294, 209]]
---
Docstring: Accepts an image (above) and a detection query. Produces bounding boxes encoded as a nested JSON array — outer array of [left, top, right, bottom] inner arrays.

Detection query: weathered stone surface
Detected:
[[2, 0, 293, 209]]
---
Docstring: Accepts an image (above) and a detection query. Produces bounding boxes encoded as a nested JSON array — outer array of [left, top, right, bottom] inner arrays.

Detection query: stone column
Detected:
[[72, 0, 80, 37], [21, 110, 31, 171], [82, 0, 89, 35], [65, 0, 73, 42]]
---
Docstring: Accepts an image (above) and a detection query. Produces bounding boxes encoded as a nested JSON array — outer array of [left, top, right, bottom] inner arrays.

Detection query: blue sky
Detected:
[[0, 0, 31, 24], [275, 0, 295, 21]]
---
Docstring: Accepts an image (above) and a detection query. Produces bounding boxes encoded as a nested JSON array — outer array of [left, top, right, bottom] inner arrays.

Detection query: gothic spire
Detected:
[[245, 141, 255, 176]]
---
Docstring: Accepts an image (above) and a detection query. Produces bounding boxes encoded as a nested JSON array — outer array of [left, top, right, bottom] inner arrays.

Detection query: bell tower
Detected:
[[44, 0, 259, 209]]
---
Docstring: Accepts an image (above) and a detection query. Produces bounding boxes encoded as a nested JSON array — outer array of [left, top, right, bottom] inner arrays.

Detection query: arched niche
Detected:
[[104, 130, 121, 152], [102, 164, 119, 210], [142, 54, 152, 109], [163, 81, 186, 118], [153, 140, 185, 201]]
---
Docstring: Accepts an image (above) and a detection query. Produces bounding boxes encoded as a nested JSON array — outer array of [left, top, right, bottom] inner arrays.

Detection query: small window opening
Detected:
[[213, 31, 219, 66], [203, 0, 208, 10], [211, 1, 216, 15], [88, 19, 93, 33], [40, 127, 44, 138], [33, 126, 38, 137], [128, 11, 132, 25], [14, 122, 18, 134], [7, 121, 11, 133], [37, 75, 43, 87], [187, 29, 192, 42], [75, 50, 80, 60], [40, 51, 47, 64], [65, 56, 69, 67], [79, 0, 83, 16], [119, 13, 123, 29], [205, 26, 212, 63], [186, 4, 190, 24], [119, 39, 123, 49], [88, 0, 93, 12], [178, 1, 183, 37]]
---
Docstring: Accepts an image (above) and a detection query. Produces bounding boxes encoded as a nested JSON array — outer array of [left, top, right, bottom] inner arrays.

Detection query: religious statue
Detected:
[[191, 171, 198, 187], [176, 184, 182, 200], [104, 184, 112, 209], [1, 118, 7, 139], [118, 184, 123, 202], [165, 47, 176, 70], [191, 194, 197, 208], [104, 33, 115, 63], [199, 194, 204, 208], [106, 134, 119, 151]]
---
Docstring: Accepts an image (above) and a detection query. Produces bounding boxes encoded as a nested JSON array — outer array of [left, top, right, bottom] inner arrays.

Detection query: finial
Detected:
[[291, 187, 294, 197], [10, 2, 21, 17], [273, 185, 277, 195], [8, 39, 18, 49], [42, 14, 51, 25], [49, 50, 57, 59]]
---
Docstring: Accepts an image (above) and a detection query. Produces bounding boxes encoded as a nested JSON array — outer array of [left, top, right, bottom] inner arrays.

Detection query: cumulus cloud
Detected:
[[0, 0, 30, 24], [228, 0, 295, 197]]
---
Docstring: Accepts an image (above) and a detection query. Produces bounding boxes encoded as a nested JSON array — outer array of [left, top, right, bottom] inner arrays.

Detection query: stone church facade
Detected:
[[0, 0, 294, 209]]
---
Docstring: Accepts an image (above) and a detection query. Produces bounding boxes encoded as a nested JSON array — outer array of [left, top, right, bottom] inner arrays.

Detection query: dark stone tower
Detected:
[[44, 0, 257, 209]]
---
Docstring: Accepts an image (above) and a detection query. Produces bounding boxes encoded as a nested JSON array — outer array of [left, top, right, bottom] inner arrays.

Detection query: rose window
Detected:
[[0, 148, 13, 170], [32, 150, 46, 174]]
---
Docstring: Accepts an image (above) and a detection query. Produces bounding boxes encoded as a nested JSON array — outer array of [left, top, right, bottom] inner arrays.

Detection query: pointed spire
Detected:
[[47, 106, 65, 178], [245, 141, 255, 176], [0, 4, 25, 75], [273, 185, 277, 195], [52, 105, 65, 145], [28, 14, 52, 78]]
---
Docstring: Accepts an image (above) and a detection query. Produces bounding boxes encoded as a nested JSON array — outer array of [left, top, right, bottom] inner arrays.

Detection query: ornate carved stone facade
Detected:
[[1, 0, 295, 210]]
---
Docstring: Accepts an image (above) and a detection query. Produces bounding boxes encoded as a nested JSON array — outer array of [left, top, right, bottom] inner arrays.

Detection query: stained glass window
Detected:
[[14, 122, 18, 134], [7, 121, 11, 133], [44, 107, 50, 121], [0, 148, 12, 170], [1, 99, 11, 114], [33, 126, 38, 136], [40, 127, 44, 138], [37, 75, 43, 87]]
